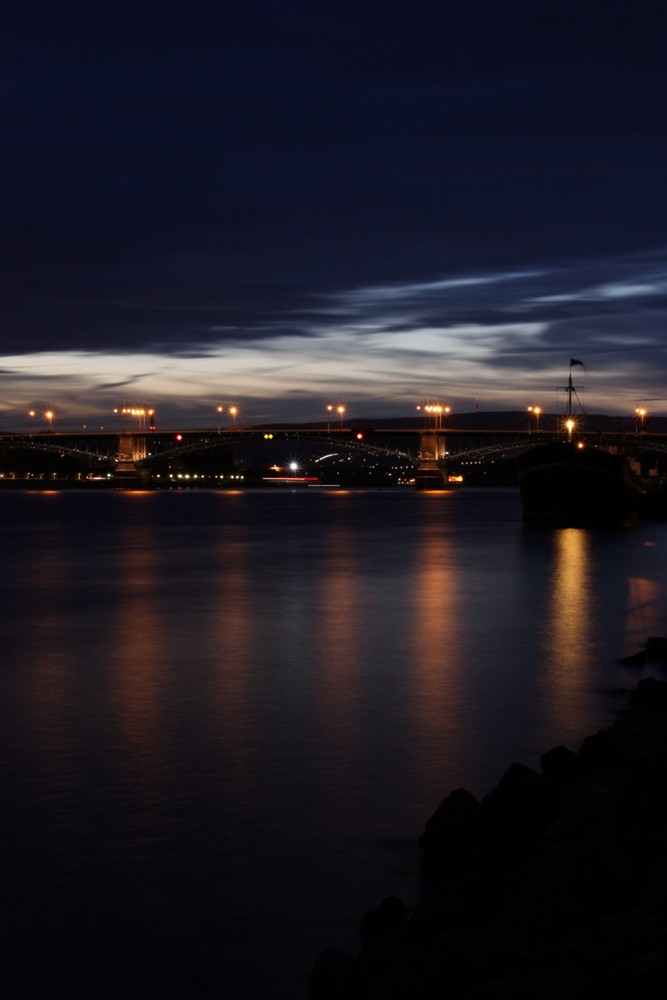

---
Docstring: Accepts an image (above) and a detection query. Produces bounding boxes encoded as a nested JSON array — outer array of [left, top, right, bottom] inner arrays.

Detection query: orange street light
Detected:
[[422, 401, 450, 429], [527, 404, 542, 435], [635, 406, 648, 433], [45, 409, 54, 432]]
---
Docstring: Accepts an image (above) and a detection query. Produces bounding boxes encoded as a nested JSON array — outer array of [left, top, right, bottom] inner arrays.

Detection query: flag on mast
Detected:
[[570, 358, 584, 366]]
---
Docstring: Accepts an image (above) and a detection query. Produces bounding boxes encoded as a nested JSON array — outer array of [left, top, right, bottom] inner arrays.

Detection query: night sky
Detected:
[[3, 1, 667, 429]]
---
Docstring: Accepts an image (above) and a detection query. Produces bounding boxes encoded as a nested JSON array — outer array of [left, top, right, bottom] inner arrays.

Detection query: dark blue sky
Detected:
[[3, 1, 667, 428]]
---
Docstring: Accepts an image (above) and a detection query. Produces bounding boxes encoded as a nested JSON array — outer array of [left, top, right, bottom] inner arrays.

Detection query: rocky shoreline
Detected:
[[310, 642, 667, 999]]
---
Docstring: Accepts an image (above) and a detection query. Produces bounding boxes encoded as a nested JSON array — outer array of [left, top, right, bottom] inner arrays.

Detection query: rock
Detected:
[[578, 726, 625, 771], [405, 894, 474, 941], [618, 754, 667, 861], [309, 673, 667, 998], [308, 947, 359, 999], [630, 675, 667, 714], [359, 897, 406, 946], [643, 855, 667, 914], [419, 786, 480, 863], [479, 762, 554, 839], [618, 635, 667, 666], [617, 650, 647, 665], [646, 636, 667, 662], [540, 744, 582, 784]]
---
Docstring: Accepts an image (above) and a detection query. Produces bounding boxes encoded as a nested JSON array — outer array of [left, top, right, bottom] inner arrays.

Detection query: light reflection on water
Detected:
[[2, 488, 667, 998], [539, 527, 597, 736]]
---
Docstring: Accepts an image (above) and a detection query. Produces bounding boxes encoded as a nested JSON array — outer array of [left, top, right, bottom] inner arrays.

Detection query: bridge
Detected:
[[2, 424, 667, 489]]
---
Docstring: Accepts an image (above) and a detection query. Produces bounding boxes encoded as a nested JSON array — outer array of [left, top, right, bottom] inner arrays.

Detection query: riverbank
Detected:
[[310, 652, 667, 998]]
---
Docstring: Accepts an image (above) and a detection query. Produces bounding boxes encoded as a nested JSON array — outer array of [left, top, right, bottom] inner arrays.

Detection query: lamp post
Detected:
[[45, 409, 54, 433], [337, 404, 345, 431], [528, 405, 541, 435], [635, 406, 647, 434], [421, 401, 450, 430], [28, 410, 35, 436], [229, 405, 238, 427], [217, 405, 223, 432], [326, 403, 333, 433], [116, 405, 154, 432]]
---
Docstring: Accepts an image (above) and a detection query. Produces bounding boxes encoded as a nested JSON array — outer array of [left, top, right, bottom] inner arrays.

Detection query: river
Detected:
[[2, 487, 666, 998]]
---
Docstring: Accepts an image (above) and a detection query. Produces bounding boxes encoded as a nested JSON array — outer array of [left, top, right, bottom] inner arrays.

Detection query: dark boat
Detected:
[[517, 361, 641, 524], [518, 439, 639, 523]]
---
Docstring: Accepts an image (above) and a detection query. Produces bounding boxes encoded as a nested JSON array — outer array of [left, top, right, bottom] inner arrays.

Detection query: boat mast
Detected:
[[567, 368, 573, 419], [566, 358, 584, 422]]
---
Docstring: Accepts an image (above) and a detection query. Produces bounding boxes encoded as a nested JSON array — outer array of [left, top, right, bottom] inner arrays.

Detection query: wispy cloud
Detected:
[[94, 373, 155, 390], [3, 247, 667, 428]]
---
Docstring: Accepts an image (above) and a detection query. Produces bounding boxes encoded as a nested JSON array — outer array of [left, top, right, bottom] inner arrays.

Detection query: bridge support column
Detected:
[[118, 434, 147, 461], [415, 431, 446, 490], [115, 435, 151, 488]]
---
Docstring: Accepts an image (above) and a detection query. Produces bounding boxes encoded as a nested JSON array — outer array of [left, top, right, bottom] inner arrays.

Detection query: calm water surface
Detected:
[[2, 487, 667, 998]]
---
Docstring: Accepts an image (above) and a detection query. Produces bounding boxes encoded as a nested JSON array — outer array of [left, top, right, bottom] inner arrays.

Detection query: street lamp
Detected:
[[337, 404, 345, 430], [45, 409, 54, 432], [116, 405, 154, 432], [527, 405, 541, 435], [635, 406, 647, 434], [326, 403, 333, 433], [28, 410, 35, 436], [125, 407, 146, 430], [217, 405, 224, 432], [229, 405, 238, 427], [420, 401, 450, 429]]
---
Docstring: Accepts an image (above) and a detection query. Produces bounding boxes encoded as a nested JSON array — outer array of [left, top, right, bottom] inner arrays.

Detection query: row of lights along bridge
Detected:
[[17, 401, 654, 435], [417, 403, 644, 438], [116, 406, 241, 433], [22, 404, 240, 434]]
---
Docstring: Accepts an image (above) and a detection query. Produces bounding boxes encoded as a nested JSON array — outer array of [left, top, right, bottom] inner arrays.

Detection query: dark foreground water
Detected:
[[2, 487, 667, 998]]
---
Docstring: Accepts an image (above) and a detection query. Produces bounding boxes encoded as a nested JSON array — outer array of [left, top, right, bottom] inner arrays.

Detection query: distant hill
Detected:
[[327, 412, 667, 434]]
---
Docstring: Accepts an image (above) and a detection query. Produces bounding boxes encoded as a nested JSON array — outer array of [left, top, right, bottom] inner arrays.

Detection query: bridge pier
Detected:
[[114, 435, 151, 488], [415, 431, 446, 490], [118, 434, 147, 461]]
